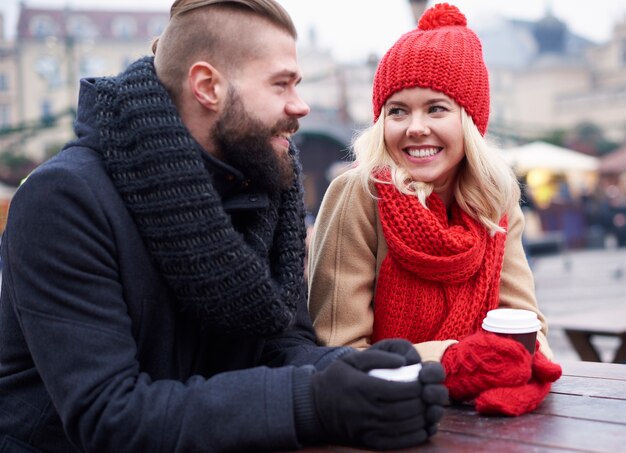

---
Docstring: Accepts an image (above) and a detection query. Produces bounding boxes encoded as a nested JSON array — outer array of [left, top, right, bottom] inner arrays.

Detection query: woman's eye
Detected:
[[387, 107, 404, 116], [429, 105, 447, 113]]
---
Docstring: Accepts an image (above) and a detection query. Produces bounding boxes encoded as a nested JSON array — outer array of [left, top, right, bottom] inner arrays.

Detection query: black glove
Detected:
[[310, 339, 446, 450], [419, 361, 448, 437], [368, 340, 447, 438]]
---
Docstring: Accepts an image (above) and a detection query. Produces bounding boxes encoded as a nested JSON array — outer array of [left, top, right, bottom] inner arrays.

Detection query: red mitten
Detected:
[[475, 381, 551, 416], [532, 343, 562, 382], [475, 343, 562, 416], [441, 331, 533, 401]]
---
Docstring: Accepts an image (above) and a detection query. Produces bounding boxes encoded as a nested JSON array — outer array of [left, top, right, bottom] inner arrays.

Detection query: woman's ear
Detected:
[[188, 61, 226, 112]]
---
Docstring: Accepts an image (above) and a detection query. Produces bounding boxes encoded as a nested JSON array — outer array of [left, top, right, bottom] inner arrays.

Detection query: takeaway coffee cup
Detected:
[[482, 308, 541, 354], [368, 363, 422, 382]]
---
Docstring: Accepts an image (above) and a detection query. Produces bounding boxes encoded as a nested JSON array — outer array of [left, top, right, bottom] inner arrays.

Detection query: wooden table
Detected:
[[296, 361, 626, 453]]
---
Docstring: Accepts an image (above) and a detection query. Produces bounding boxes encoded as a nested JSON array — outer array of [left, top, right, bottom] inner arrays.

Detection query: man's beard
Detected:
[[212, 87, 299, 196]]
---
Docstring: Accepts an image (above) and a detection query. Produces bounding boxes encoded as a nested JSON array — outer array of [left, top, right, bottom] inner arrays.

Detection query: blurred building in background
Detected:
[[0, 2, 626, 233], [0, 19, 17, 133], [293, 2, 626, 217], [483, 9, 626, 145], [2, 6, 168, 161]]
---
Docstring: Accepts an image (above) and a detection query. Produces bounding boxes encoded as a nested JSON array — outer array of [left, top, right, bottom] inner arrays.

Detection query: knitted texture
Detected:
[[94, 57, 306, 336], [372, 3, 490, 134], [441, 332, 532, 401], [371, 176, 507, 344], [531, 344, 563, 383], [475, 381, 551, 416], [475, 344, 562, 416]]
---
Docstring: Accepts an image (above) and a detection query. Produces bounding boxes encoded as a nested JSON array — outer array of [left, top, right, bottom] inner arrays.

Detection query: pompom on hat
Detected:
[[372, 3, 490, 135]]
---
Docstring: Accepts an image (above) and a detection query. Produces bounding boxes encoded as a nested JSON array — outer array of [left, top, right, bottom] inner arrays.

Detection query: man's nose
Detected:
[[286, 94, 310, 118]]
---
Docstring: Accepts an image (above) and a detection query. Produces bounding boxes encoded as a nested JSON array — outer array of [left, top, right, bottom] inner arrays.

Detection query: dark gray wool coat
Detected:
[[0, 59, 350, 452]]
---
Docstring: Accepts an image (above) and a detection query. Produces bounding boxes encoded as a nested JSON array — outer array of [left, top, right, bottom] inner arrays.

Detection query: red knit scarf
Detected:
[[371, 177, 507, 344]]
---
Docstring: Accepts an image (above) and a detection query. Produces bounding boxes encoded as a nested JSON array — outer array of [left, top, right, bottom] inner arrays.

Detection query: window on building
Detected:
[[30, 15, 59, 38], [41, 99, 54, 126], [0, 104, 10, 129], [67, 15, 98, 40], [112, 16, 138, 39], [35, 55, 62, 88], [0, 73, 8, 91]]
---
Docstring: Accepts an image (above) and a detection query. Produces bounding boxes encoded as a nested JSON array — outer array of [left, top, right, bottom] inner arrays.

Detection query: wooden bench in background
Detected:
[[550, 305, 626, 363]]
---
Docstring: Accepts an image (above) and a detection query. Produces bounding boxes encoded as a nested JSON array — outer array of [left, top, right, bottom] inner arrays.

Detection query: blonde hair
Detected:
[[351, 108, 520, 235], [153, 0, 296, 102]]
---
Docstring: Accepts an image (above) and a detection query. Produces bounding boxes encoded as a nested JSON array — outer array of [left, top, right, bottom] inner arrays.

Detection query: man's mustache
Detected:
[[272, 118, 300, 136]]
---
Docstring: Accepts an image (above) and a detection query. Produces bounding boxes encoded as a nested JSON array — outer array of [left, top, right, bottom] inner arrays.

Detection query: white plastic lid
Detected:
[[482, 308, 541, 334]]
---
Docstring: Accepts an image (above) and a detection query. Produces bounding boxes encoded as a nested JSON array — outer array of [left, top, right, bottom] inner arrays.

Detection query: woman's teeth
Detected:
[[407, 147, 440, 158]]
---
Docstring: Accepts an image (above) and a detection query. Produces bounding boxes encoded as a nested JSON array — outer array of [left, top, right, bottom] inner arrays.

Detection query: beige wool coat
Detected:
[[307, 169, 553, 362]]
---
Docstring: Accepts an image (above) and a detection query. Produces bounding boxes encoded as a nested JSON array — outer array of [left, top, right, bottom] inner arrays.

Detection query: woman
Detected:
[[308, 3, 561, 416]]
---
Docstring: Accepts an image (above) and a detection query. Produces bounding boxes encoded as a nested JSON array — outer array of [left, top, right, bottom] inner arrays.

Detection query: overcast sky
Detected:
[[2, 0, 625, 62]]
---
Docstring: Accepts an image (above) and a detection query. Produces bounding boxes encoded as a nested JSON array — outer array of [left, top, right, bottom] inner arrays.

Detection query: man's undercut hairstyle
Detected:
[[153, 0, 297, 101]]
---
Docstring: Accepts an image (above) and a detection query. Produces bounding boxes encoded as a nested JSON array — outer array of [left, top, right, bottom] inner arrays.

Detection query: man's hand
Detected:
[[311, 339, 447, 450]]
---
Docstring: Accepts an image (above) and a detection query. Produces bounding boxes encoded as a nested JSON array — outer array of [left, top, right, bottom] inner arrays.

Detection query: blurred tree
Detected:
[[0, 152, 40, 187], [563, 122, 619, 156], [540, 128, 567, 147]]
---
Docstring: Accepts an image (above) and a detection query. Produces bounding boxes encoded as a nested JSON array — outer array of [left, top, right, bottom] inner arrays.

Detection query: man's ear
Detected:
[[188, 61, 226, 112]]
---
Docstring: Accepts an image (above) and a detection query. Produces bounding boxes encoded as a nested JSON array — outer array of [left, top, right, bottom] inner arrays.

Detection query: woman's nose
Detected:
[[406, 115, 430, 136]]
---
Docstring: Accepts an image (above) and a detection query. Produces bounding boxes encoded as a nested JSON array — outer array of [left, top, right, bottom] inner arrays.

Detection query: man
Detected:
[[0, 1, 447, 451]]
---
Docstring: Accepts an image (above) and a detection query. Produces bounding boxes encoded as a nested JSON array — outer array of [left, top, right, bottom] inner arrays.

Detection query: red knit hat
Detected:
[[372, 3, 490, 135]]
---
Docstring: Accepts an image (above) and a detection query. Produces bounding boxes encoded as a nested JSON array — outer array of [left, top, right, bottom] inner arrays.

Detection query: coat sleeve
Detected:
[[307, 171, 379, 349], [261, 287, 353, 369], [1, 163, 312, 452], [499, 204, 554, 359]]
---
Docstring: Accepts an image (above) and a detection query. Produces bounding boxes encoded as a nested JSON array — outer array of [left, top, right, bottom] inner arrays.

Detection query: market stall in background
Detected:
[[501, 141, 600, 253]]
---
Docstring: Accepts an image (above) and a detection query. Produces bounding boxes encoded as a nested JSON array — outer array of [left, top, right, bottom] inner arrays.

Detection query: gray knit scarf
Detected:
[[93, 57, 305, 336]]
